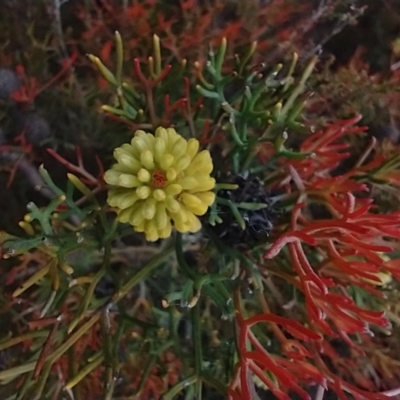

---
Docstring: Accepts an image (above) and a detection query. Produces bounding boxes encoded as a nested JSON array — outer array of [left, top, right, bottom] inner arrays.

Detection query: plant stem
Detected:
[[112, 246, 174, 303], [192, 305, 203, 398]]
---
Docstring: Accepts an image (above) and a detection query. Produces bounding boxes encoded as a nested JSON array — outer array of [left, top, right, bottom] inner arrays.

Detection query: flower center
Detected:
[[151, 169, 167, 188]]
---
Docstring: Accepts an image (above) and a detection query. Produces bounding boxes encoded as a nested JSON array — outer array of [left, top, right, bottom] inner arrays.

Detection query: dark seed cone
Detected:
[[209, 175, 278, 247], [18, 113, 51, 145], [0, 68, 21, 99]]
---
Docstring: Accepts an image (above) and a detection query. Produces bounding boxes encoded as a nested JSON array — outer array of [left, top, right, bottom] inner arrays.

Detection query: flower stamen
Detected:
[[152, 169, 167, 188]]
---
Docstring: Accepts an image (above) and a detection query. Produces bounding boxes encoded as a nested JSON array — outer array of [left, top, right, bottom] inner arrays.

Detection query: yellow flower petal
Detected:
[[107, 188, 127, 207], [159, 221, 172, 239], [118, 143, 140, 159], [135, 130, 155, 151], [136, 186, 151, 199], [195, 191, 216, 207], [118, 174, 141, 188], [166, 184, 182, 196], [114, 149, 141, 172], [185, 150, 212, 175], [131, 136, 149, 153], [134, 129, 147, 137], [135, 221, 145, 232], [186, 211, 202, 232], [153, 189, 166, 201], [137, 168, 151, 183], [117, 205, 136, 223], [180, 193, 202, 209], [129, 204, 145, 226], [182, 202, 208, 216], [104, 170, 121, 185], [174, 155, 191, 174], [177, 176, 197, 190], [190, 176, 216, 192], [154, 138, 166, 164], [155, 203, 168, 229], [110, 163, 131, 174], [166, 168, 177, 182], [155, 127, 169, 142], [174, 219, 190, 233], [165, 195, 181, 213], [171, 137, 187, 158], [140, 150, 155, 170], [160, 154, 174, 171], [117, 191, 139, 209], [166, 127, 179, 147], [142, 197, 157, 220], [186, 138, 199, 159], [170, 209, 188, 225], [144, 220, 159, 242]]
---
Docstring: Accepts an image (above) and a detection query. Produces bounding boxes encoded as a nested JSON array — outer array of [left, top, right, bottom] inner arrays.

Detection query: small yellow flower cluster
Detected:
[[104, 127, 216, 241]]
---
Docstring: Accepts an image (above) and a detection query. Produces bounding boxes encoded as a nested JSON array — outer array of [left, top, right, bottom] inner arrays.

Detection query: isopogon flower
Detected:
[[104, 127, 216, 241]]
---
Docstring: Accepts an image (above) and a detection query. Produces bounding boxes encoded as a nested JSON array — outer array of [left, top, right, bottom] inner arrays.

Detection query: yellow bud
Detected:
[[135, 131, 155, 150], [107, 188, 126, 206], [159, 221, 172, 239], [195, 191, 216, 206], [142, 197, 157, 220], [88, 54, 118, 86], [111, 163, 130, 173], [153, 189, 166, 201], [118, 205, 136, 223], [186, 138, 199, 159], [186, 211, 202, 232], [362, 272, 392, 287], [114, 149, 141, 172], [155, 127, 168, 141], [154, 138, 166, 163], [165, 196, 181, 213], [131, 136, 149, 153], [191, 176, 216, 192], [104, 170, 121, 185], [19, 221, 34, 236], [145, 220, 159, 242], [182, 202, 208, 216], [166, 127, 179, 138], [136, 186, 151, 199], [117, 192, 139, 209], [135, 221, 145, 232], [170, 209, 188, 224], [140, 150, 155, 170], [166, 184, 182, 196], [137, 168, 151, 183], [181, 193, 202, 208], [166, 168, 177, 181], [160, 154, 174, 171], [155, 204, 168, 229], [177, 176, 197, 190], [130, 206, 145, 226], [174, 155, 191, 173], [185, 150, 212, 175], [121, 143, 139, 158], [171, 137, 187, 158], [118, 174, 141, 188]]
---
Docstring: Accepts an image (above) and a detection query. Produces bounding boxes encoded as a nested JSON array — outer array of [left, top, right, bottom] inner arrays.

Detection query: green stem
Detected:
[[175, 234, 231, 315], [162, 375, 197, 400], [115, 31, 123, 85], [112, 246, 174, 303], [68, 243, 111, 333], [192, 305, 203, 398]]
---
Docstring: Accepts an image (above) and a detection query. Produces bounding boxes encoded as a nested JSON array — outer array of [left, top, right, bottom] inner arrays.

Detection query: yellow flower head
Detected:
[[104, 127, 216, 241]]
